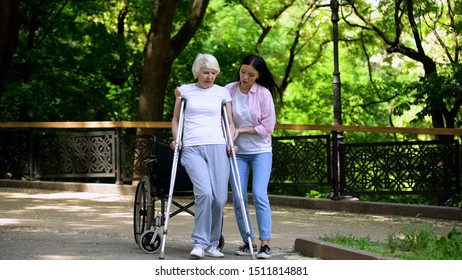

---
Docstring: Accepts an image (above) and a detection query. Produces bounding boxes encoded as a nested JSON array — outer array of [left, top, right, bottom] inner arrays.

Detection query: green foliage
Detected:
[[398, 64, 462, 128], [322, 226, 462, 260], [444, 194, 462, 208], [2, 0, 143, 121], [387, 227, 437, 253], [2, 0, 461, 131], [322, 233, 372, 251], [387, 226, 462, 260], [268, 184, 331, 198]]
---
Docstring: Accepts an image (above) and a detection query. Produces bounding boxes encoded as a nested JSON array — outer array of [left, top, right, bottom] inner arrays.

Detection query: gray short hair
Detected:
[[191, 53, 221, 78]]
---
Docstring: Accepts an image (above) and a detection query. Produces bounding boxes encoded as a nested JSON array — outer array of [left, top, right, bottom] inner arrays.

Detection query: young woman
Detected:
[[225, 54, 282, 259], [171, 53, 234, 259]]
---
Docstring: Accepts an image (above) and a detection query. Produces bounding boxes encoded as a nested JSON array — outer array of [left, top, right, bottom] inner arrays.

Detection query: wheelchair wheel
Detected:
[[133, 176, 153, 244], [140, 230, 162, 254], [218, 234, 225, 251]]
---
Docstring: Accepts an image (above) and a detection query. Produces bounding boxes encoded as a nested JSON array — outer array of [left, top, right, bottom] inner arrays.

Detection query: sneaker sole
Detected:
[[189, 254, 203, 259], [205, 253, 224, 258], [257, 254, 271, 259], [236, 251, 257, 256]]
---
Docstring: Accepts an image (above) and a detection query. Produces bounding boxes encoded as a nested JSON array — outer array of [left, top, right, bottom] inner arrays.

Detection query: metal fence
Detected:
[[340, 140, 460, 196], [0, 127, 461, 200]]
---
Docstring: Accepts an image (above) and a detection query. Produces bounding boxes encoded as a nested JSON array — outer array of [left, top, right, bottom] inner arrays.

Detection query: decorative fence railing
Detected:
[[340, 140, 460, 196], [270, 135, 331, 187], [0, 122, 461, 201]]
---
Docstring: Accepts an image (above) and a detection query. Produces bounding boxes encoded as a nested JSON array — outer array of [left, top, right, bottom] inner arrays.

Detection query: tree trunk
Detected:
[[137, 0, 209, 136], [0, 0, 20, 120]]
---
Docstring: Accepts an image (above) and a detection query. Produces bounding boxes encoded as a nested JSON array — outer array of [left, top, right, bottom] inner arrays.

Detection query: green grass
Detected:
[[320, 226, 462, 260]]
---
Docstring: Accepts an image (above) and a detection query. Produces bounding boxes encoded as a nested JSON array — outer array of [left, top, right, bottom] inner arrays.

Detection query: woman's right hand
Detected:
[[170, 140, 182, 151], [233, 128, 240, 141]]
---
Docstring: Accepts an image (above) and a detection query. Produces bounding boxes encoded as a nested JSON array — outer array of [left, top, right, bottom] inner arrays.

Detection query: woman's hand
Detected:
[[227, 145, 238, 157], [233, 128, 240, 141], [170, 140, 182, 151], [174, 87, 181, 98]]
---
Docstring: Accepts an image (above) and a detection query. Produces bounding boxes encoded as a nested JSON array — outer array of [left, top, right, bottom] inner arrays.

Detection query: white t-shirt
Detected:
[[233, 88, 272, 154], [179, 83, 232, 146]]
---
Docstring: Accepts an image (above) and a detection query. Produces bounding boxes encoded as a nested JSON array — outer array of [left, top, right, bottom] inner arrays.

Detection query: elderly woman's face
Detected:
[[196, 68, 217, 89]]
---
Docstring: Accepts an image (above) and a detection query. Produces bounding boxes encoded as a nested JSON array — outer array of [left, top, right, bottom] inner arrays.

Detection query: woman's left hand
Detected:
[[227, 145, 238, 157], [174, 87, 181, 98]]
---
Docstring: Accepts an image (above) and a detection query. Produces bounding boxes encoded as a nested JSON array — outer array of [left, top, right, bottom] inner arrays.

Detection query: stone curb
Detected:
[[294, 238, 395, 260], [268, 194, 462, 221]]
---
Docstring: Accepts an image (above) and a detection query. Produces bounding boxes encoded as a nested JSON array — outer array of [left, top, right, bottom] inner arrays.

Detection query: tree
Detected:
[[238, 0, 320, 94], [137, 0, 209, 132], [1, 0, 147, 122], [0, 0, 20, 119], [343, 0, 462, 131], [219, 0, 331, 125]]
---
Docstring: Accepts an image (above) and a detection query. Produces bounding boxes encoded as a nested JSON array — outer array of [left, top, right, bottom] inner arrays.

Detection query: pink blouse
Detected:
[[225, 81, 276, 143]]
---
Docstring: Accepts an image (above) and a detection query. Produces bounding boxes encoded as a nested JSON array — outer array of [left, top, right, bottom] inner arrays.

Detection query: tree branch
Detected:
[[239, 0, 294, 53], [280, 3, 316, 92], [360, 31, 373, 83], [406, 0, 425, 55], [355, 93, 400, 108], [344, 0, 395, 45], [171, 0, 209, 57], [33, 0, 69, 49]]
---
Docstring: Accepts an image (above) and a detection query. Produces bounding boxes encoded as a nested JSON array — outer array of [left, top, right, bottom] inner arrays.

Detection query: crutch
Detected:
[[222, 103, 257, 260], [159, 97, 186, 259]]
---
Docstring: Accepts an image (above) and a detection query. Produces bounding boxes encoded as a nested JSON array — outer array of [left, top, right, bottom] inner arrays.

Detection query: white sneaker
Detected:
[[190, 247, 204, 259], [205, 246, 224, 258]]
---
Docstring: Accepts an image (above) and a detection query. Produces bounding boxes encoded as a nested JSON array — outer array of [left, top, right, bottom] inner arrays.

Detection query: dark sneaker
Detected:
[[235, 243, 257, 256], [257, 245, 272, 259]]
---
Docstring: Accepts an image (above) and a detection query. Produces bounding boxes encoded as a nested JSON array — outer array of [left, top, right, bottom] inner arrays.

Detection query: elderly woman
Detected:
[[171, 53, 234, 259]]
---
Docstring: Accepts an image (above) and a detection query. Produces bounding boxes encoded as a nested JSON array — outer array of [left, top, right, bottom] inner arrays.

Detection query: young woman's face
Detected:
[[239, 64, 259, 87], [196, 68, 218, 89]]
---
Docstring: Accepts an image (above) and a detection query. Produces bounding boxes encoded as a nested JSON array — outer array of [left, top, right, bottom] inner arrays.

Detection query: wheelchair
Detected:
[[133, 138, 225, 254]]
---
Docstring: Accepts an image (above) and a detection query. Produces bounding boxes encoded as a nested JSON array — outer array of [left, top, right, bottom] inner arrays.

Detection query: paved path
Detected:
[[0, 187, 461, 260]]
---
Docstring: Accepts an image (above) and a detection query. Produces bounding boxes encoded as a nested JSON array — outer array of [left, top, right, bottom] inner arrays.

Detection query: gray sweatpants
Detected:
[[180, 144, 229, 250]]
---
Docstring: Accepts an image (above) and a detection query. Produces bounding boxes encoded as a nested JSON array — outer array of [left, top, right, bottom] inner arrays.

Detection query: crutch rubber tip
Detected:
[[159, 252, 165, 259], [250, 254, 257, 260]]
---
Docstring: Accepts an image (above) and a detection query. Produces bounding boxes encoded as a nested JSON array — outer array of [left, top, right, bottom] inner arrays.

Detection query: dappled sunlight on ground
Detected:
[[25, 205, 93, 212], [313, 211, 338, 216], [4, 191, 128, 202], [368, 215, 394, 222], [100, 212, 132, 219], [37, 255, 80, 260], [0, 218, 23, 225]]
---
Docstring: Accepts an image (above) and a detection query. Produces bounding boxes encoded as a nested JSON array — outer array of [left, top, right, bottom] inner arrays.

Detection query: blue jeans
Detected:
[[230, 152, 272, 242]]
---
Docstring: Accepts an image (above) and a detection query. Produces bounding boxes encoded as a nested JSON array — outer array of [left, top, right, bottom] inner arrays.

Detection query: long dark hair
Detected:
[[238, 54, 283, 103]]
